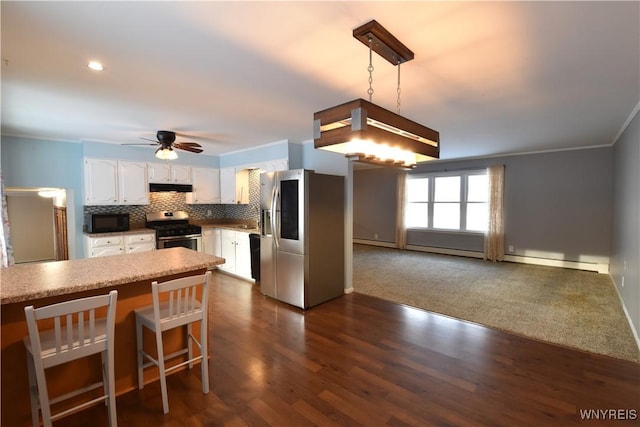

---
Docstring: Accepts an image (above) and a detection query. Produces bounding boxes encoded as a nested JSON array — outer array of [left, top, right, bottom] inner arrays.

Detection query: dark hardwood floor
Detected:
[[61, 272, 639, 426]]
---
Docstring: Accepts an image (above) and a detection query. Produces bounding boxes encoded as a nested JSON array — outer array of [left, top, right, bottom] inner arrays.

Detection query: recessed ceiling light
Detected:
[[88, 61, 104, 71]]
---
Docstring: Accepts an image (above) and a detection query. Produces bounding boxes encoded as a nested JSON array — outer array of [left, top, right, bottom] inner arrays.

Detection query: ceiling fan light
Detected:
[[155, 147, 178, 160]]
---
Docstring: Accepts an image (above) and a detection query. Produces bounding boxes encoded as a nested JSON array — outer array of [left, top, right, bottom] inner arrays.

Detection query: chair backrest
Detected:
[[24, 290, 118, 368], [151, 271, 211, 330]]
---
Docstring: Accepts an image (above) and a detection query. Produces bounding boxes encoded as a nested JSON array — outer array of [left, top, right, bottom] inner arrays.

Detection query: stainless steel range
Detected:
[[145, 211, 202, 251]]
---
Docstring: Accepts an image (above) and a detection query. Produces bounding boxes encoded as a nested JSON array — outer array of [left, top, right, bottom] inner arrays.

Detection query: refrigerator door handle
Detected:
[[271, 184, 280, 249]]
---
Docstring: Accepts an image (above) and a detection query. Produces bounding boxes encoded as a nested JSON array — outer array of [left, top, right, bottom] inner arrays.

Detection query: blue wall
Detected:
[[1, 135, 349, 259], [2, 136, 85, 257]]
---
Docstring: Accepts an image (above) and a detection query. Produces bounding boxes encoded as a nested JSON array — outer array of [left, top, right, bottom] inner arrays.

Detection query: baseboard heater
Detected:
[[354, 239, 608, 274]]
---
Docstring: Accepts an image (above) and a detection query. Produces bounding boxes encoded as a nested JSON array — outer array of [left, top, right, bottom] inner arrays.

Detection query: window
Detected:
[[405, 177, 429, 228], [406, 170, 488, 232]]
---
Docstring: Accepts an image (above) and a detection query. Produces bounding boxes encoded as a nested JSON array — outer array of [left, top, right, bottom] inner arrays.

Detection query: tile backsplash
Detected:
[[84, 170, 261, 227]]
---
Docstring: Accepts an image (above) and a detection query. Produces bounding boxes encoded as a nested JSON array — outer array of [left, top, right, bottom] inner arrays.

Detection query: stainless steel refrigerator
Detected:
[[260, 169, 345, 309]]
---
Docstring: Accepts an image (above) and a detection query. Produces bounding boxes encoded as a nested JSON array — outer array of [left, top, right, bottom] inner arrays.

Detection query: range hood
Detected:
[[149, 183, 193, 193]]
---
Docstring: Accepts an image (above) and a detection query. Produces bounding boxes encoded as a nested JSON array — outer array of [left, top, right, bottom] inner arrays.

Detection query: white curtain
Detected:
[[0, 172, 15, 268], [484, 164, 505, 262], [395, 172, 407, 250]]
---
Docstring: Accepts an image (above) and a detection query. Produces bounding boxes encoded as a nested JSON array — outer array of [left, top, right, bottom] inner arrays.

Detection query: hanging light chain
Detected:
[[396, 61, 402, 114], [367, 37, 374, 102]]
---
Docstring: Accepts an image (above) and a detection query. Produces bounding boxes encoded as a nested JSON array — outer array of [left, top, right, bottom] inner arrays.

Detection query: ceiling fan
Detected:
[[123, 130, 203, 159]]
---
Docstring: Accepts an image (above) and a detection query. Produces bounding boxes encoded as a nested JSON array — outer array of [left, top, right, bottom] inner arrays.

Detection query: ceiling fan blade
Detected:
[[174, 141, 202, 147], [121, 143, 158, 146], [174, 144, 203, 153], [141, 137, 160, 143]]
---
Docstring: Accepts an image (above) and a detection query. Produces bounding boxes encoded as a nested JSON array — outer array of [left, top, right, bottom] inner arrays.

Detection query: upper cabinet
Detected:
[[118, 161, 149, 205], [147, 163, 192, 184], [84, 158, 149, 205], [220, 168, 249, 204], [186, 167, 220, 204]]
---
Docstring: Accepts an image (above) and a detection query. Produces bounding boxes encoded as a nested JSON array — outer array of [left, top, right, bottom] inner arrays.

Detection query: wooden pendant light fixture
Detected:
[[314, 20, 440, 168]]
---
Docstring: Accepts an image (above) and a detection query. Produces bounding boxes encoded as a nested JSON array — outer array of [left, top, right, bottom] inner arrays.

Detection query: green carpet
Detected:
[[353, 244, 640, 363]]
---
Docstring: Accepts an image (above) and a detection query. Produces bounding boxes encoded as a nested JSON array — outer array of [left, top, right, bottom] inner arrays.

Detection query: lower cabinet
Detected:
[[203, 228, 222, 258], [124, 233, 156, 254], [203, 228, 252, 280], [85, 232, 155, 258]]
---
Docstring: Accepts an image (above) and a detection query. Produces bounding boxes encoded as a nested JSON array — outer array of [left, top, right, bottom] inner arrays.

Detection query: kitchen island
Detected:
[[1, 247, 224, 427]]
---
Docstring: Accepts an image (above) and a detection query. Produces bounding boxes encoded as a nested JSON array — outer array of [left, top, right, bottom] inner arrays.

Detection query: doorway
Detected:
[[5, 188, 69, 263]]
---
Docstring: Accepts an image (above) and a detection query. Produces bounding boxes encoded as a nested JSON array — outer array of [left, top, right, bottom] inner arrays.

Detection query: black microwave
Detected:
[[84, 213, 130, 233]]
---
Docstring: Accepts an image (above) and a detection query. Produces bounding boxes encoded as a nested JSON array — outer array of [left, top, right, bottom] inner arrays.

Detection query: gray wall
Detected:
[[353, 167, 400, 243], [353, 146, 613, 264], [611, 109, 639, 335]]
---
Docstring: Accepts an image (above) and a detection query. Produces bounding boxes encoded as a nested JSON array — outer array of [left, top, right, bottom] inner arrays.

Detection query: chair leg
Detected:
[[32, 357, 53, 427], [101, 352, 108, 406], [200, 318, 209, 394], [136, 317, 144, 390], [105, 348, 118, 427], [154, 329, 169, 414], [187, 323, 193, 369], [26, 354, 40, 427]]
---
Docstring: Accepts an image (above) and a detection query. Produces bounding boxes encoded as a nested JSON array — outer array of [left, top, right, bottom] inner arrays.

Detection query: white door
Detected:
[[125, 242, 155, 253], [189, 168, 220, 204], [203, 229, 222, 257], [220, 167, 236, 204], [147, 163, 172, 183], [84, 158, 118, 205], [219, 229, 236, 272], [171, 165, 192, 184], [91, 246, 124, 258], [119, 161, 149, 205], [234, 232, 252, 279]]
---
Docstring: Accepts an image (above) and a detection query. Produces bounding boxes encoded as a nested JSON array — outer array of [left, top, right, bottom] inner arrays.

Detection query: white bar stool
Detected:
[[134, 271, 211, 414], [23, 290, 118, 427]]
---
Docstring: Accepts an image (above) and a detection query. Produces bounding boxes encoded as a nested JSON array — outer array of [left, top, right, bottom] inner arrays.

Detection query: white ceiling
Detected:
[[2, 1, 638, 160]]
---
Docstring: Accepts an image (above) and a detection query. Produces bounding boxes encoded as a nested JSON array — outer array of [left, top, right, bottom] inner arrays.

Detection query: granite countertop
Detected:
[[196, 220, 260, 234], [0, 247, 225, 305], [200, 224, 260, 234], [84, 227, 155, 238]]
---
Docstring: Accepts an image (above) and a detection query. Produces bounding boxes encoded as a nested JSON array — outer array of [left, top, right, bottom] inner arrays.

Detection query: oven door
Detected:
[[157, 234, 202, 252]]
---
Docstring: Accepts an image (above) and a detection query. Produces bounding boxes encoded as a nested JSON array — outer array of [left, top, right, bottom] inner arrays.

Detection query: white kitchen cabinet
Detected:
[[85, 232, 155, 258], [84, 234, 124, 258], [84, 158, 119, 205], [148, 163, 192, 184], [124, 233, 156, 254], [118, 161, 149, 205], [220, 168, 249, 204], [171, 165, 192, 184], [84, 158, 149, 205], [218, 229, 252, 280], [203, 228, 222, 258], [186, 167, 220, 204], [234, 231, 252, 279]]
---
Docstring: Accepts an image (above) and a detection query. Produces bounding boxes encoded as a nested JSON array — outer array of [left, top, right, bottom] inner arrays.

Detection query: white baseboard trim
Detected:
[[405, 245, 485, 259], [353, 239, 397, 248], [344, 287, 354, 294], [503, 254, 609, 274], [609, 274, 640, 353], [355, 241, 609, 274]]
